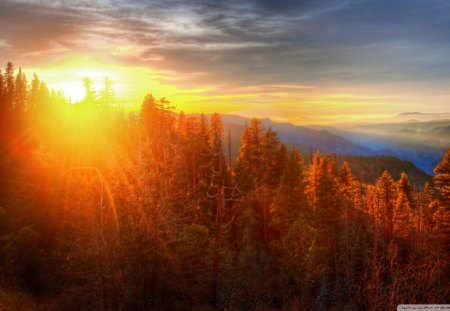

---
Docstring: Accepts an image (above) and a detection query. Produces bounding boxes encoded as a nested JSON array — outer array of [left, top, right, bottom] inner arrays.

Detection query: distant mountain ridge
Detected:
[[219, 114, 374, 157], [390, 112, 450, 123], [191, 113, 443, 175], [310, 118, 450, 174]]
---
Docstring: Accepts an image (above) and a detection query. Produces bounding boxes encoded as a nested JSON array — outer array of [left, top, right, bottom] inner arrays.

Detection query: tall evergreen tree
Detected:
[[394, 172, 413, 239], [434, 148, 450, 206], [177, 111, 187, 139], [236, 127, 254, 192], [339, 161, 358, 199], [338, 161, 358, 280], [29, 73, 40, 111], [375, 170, 396, 241], [140, 94, 158, 140], [208, 113, 224, 158], [82, 77, 96, 104], [0, 69, 4, 102], [419, 182, 438, 242], [271, 149, 307, 234], [433, 148, 450, 252], [99, 77, 115, 109], [306, 151, 322, 210], [261, 127, 281, 188], [249, 118, 264, 184], [5, 62, 15, 111], [37, 81, 50, 111], [15, 67, 27, 112], [306, 151, 343, 304]]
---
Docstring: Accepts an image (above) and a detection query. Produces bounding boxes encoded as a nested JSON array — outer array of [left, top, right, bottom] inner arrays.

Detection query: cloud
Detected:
[[0, 2, 78, 51], [1, 0, 450, 120]]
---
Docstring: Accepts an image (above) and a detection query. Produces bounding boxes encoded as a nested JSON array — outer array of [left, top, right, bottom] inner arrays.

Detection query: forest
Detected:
[[0, 62, 449, 310]]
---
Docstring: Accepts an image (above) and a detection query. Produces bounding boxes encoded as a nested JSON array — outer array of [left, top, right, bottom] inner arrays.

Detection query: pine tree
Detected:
[[306, 151, 342, 298], [99, 77, 115, 109], [0, 69, 4, 102], [29, 73, 40, 111], [192, 113, 211, 216], [364, 185, 380, 273], [236, 127, 253, 192], [338, 161, 358, 281], [209, 113, 224, 158], [419, 182, 438, 242], [261, 127, 281, 188], [198, 113, 209, 146], [339, 161, 358, 199], [275, 144, 288, 180], [434, 148, 450, 206], [271, 149, 307, 235], [394, 172, 413, 239], [0, 69, 5, 139], [37, 81, 50, 113], [82, 77, 96, 104], [375, 170, 396, 241], [5, 62, 15, 111], [140, 94, 158, 140], [249, 118, 264, 184], [433, 149, 450, 252], [207, 113, 226, 307], [177, 111, 187, 139], [306, 151, 322, 210], [15, 67, 27, 112]]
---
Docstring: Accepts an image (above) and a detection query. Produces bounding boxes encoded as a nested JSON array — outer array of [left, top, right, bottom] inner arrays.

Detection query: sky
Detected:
[[1, 0, 450, 124]]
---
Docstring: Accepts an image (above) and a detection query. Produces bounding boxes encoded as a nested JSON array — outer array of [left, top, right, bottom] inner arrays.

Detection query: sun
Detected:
[[54, 81, 86, 103]]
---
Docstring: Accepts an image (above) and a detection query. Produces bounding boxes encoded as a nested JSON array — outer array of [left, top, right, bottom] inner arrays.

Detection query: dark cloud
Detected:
[[1, 0, 450, 89]]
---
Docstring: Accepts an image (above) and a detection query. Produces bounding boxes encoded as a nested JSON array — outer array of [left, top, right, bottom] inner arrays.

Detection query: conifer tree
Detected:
[[198, 113, 209, 146], [192, 114, 211, 217], [209, 113, 224, 160], [140, 94, 158, 140], [0, 69, 4, 102], [236, 127, 254, 192], [29, 73, 40, 111], [261, 127, 281, 188], [275, 144, 288, 179], [339, 161, 358, 199], [37, 81, 50, 112], [306, 152, 342, 298], [99, 77, 115, 110], [0, 69, 5, 139], [82, 77, 96, 104], [419, 182, 438, 242], [271, 149, 307, 234], [249, 118, 264, 184], [433, 149, 450, 252], [394, 172, 413, 239], [306, 151, 322, 210], [364, 185, 380, 272], [207, 113, 226, 307], [434, 148, 450, 206], [177, 111, 187, 139], [5, 62, 15, 111], [15, 67, 27, 112], [338, 161, 358, 279], [375, 170, 396, 241]]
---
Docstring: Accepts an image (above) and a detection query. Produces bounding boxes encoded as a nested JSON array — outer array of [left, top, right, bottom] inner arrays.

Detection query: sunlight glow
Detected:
[[25, 55, 161, 106], [21, 55, 418, 124], [23, 55, 250, 114], [54, 82, 85, 103]]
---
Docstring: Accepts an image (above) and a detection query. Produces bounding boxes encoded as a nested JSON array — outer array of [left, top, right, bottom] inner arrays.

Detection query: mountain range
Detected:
[[211, 114, 450, 176]]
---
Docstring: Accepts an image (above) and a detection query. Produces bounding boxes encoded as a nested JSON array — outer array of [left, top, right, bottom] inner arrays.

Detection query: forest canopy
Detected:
[[0, 62, 449, 310]]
